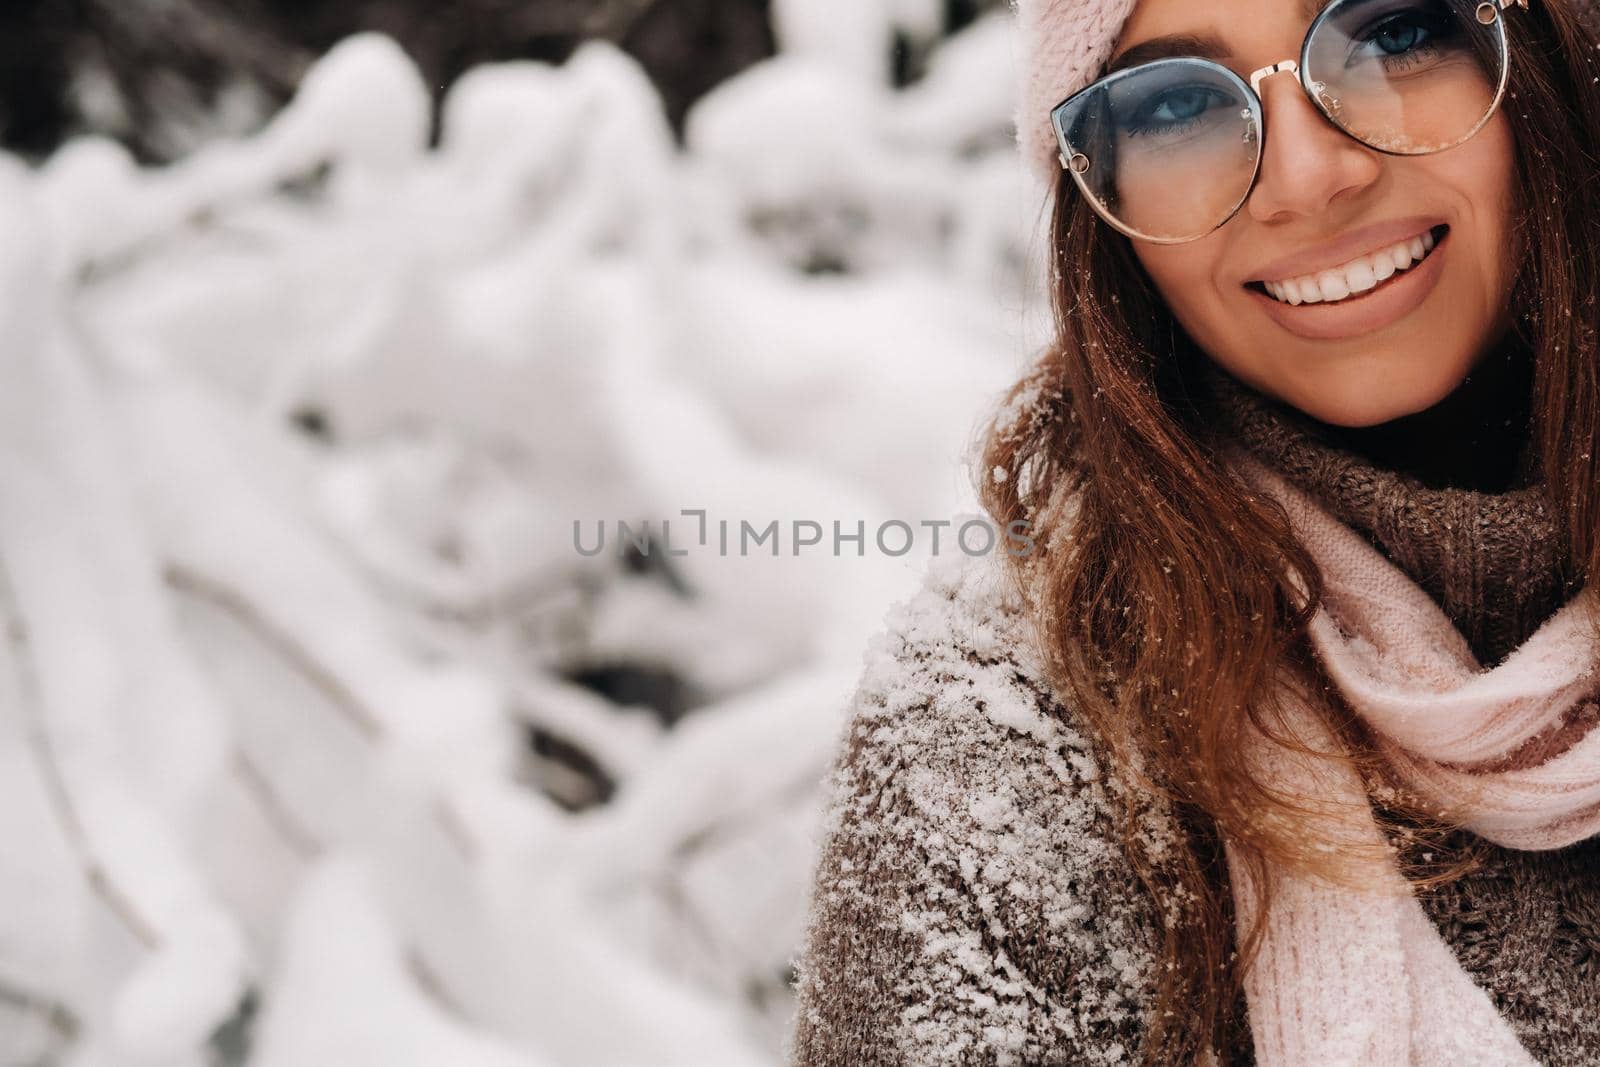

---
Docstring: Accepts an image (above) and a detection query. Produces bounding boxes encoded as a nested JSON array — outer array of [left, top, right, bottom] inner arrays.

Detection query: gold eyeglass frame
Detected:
[[1048, 0, 1533, 244]]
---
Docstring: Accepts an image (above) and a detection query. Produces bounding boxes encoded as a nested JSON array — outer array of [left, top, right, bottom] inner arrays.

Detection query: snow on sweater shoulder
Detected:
[[786, 545, 1182, 1067]]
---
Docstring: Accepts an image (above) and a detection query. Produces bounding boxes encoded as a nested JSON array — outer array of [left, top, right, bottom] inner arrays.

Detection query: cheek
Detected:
[[1476, 110, 1518, 212], [1431, 112, 1520, 306], [1116, 138, 1258, 240], [1481, 118, 1522, 294], [1132, 243, 1230, 345]]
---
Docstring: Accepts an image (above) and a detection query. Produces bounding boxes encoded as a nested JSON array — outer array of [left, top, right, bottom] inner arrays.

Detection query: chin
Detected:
[[1274, 365, 1473, 429]]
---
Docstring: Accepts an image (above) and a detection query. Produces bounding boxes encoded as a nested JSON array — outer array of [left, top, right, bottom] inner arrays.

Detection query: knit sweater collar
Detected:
[[1195, 353, 1574, 668]]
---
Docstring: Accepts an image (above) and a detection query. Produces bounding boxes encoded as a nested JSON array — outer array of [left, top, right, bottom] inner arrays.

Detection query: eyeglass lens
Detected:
[[1054, 0, 1508, 241]]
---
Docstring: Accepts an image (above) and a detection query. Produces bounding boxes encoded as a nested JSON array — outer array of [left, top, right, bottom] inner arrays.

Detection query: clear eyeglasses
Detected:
[[1049, 0, 1531, 243]]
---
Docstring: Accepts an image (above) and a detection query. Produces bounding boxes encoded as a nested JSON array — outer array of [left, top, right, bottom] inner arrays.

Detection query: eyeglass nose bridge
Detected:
[[1248, 59, 1343, 119], [1248, 59, 1298, 95]]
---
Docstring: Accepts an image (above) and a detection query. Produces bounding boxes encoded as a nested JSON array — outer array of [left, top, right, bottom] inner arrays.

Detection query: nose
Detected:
[[1244, 72, 1383, 224]]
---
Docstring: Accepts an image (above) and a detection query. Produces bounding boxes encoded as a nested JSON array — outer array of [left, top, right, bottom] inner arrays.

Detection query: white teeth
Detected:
[[1343, 258, 1377, 294], [1259, 228, 1439, 306], [1316, 271, 1350, 302]]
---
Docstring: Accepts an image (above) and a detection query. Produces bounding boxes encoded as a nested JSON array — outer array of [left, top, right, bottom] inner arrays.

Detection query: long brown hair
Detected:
[[976, 2, 1600, 1062]]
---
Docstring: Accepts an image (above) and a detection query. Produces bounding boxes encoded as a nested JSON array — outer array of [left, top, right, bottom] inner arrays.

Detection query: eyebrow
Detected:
[[1105, 33, 1232, 76], [1104, 0, 1332, 77]]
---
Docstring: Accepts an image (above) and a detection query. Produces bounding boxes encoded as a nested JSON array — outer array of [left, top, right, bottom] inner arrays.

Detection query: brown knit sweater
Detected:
[[1195, 353, 1574, 668], [787, 364, 1600, 1066]]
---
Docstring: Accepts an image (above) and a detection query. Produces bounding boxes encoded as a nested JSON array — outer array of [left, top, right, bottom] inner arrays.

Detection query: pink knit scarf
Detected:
[[1223, 448, 1600, 1067]]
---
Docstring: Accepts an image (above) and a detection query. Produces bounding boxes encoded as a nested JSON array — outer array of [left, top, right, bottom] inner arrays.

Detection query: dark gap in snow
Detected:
[[289, 405, 334, 441], [562, 661, 705, 727], [205, 985, 259, 1067], [801, 250, 851, 276], [620, 0, 778, 142], [525, 724, 616, 811], [891, 30, 919, 89], [275, 158, 334, 201], [945, 0, 987, 35], [620, 528, 694, 598], [0, 3, 75, 157]]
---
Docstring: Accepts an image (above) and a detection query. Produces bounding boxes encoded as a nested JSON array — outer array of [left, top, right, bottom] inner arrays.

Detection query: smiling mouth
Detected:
[[1244, 224, 1450, 306]]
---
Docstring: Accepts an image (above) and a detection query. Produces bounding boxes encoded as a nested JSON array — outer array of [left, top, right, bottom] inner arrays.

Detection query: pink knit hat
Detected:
[[1013, 0, 1140, 189]]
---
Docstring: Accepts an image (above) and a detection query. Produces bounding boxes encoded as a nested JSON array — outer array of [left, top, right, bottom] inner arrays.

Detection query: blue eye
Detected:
[[1348, 6, 1452, 71], [1122, 85, 1232, 137], [1373, 18, 1428, 53]]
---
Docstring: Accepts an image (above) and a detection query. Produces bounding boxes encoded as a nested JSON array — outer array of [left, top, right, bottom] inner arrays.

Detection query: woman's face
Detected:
[[1114, 0, 1521, 427]]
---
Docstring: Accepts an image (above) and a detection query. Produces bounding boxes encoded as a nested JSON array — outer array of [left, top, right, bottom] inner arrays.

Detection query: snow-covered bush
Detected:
[[0, 11, 1047, 1064]]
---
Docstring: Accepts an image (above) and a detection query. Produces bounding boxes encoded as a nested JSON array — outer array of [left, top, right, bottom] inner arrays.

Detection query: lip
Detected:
[[1248, 224, 1449, 341], [1245, 214, 1449, 284]]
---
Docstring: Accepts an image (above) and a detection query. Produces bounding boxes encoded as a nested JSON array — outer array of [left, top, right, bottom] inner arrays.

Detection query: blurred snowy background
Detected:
[[0, 1, 1053, 1063]]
